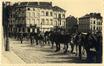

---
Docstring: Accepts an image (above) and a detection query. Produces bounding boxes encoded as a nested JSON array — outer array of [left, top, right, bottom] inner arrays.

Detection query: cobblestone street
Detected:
[[6, 38, 86, 64]]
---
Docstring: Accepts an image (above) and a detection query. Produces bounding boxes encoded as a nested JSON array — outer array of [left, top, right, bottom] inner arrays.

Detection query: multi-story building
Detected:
[[66, 15, 78, 33], [78, 13, 103, 33], [53, 6, 66, 28], [9, 2, 66, 35]]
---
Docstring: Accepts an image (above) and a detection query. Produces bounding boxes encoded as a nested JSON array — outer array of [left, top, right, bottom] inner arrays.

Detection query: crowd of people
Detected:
[[10, 29, 102, 63]]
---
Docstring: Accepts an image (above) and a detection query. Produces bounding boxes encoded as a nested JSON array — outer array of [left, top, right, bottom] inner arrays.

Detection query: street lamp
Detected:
[[3, 2, 11, 51]]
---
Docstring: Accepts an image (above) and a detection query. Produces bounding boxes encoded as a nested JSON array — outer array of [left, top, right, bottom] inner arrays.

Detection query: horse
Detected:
[[44, 31, 51, 45], [30, 32, 35, 45], [71, 32, 82, 56], [80, 32, 102, 63], [37, 32, 45, 47], [49, 30, 71, 53]]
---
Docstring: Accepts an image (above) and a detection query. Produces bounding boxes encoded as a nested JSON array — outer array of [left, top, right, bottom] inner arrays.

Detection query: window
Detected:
[[46, 11, 49, 16], [28, 28, 30, 32], [27, 8, 30, 10], [56, 21, 58, 26], [33, 12, 35, 17], [54, 13, 57, 18], [50, 19, 53, 25], [41, 11, 44, 16], [94, 21, 95, 24], [100, 22, 102, 25], [93, 26, 95, 30], [97, 27, 98, 30], [22, 28, 25, 32], [58, 14, 61, 18], [46, 19, 49, 25], [37, 13, 40, 17], [27, 12, 30, 17], [41, 19, 45, 25], [33, 19, 35, 25], [50, 12, 52, 16], [27, 19, 30, 25], [62, 14, 65, 18], [33, 8, 35, 11], [90, 21, 92, 24], [37, 19, 40, 25], [90, 25, 92, 30]]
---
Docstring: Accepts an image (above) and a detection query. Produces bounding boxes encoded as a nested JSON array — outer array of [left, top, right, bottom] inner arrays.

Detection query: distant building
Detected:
[[66, 15, 78, 33], [78, 13, 103, 33], [7, 2, 66, 35], [53, 6, 66, 28]]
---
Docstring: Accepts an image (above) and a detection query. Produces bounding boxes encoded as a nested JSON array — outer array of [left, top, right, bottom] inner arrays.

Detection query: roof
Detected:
[[79, 13, 102, 19], [13, 2, 66, 11], [14, 2, 52, 9], [52, 6, 66, 12], [39, 2, 52, 9]]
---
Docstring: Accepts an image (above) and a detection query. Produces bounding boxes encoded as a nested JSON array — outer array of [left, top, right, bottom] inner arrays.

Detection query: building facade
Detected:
[[66, 15, 78, 33], [8, 2, 66, 35], [78, 13, 103, 33]]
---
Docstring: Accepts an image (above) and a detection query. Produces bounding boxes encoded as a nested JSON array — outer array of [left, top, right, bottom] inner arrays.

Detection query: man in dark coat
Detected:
[[95, 32, 102, 63], [20, 33, 23, 44]]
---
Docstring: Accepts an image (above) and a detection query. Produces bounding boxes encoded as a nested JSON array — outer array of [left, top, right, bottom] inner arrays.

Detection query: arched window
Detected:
[[46, 11, 49, 16], [50, 12, 52, 16], [94, 21, 95, 24], [41, 11, 44, 16], [50, 19, 53, 25], [41, 19, 45, 25], [62, 14, 65, 18], [46, 19, 49, 25], [28, 28, 30, 32], [58, 14, 61, 18], [93, 26, 95, 30], [33, 12, 35, 17], [54, 13, 57, 18]]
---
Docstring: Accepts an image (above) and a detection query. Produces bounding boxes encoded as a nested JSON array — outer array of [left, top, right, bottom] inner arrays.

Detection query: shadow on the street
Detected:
[[45, 56, 87, 63], [20, 44, 36, 47], [35, 48, 55, 53], [44, 50, 87, 63], [47, 60, 74, 63], [47, 52, 68, 56]]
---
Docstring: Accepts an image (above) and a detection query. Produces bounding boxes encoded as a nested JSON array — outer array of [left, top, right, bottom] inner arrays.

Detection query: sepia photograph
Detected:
[[1, 0, 104, 64]]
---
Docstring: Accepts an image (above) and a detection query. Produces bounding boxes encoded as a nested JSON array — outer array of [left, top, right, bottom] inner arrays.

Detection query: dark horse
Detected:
[[81, 32, 102, 63], [30, 32, 45, 47], [44, 31, 51, 45], [49, 31, 71, 53]]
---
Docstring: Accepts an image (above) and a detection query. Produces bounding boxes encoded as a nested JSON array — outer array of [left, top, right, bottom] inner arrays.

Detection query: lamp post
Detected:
[[3, 2, 11, 51]]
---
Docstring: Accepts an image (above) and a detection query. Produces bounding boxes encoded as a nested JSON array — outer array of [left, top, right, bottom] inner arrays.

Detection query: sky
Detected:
[[3, 0, 104, 18]]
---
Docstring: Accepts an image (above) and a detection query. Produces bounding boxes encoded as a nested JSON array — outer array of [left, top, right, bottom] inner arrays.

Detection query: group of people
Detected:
[[12, 30, 102, 63]]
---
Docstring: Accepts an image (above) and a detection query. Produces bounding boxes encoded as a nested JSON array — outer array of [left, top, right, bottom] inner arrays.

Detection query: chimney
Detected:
[[38, 2, 40, 5], [50, 2, 52, 5]]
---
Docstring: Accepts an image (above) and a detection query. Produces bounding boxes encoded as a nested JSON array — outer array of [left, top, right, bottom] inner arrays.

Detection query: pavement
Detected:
[[1, 38, 86, 64], [1, 50, 25, 64], [1, 38, 25, 64]]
